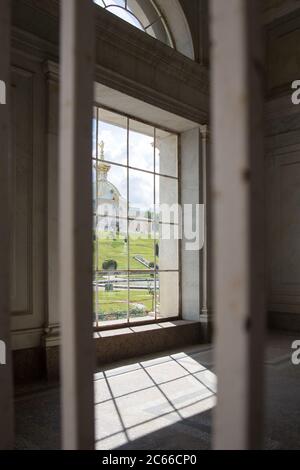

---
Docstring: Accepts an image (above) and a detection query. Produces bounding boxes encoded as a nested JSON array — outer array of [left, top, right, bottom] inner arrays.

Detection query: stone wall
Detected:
[[265, 5, 300, 330]]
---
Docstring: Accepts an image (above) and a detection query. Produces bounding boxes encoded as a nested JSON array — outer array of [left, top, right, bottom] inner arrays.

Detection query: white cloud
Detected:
[[94, 120, 156, 212]]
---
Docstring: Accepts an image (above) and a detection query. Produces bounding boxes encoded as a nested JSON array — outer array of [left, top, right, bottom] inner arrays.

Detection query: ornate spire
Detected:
[[95, 140, 110, 180], [99, 140, 105, 160]]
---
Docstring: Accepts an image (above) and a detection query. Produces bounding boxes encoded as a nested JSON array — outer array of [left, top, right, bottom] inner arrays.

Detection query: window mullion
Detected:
[[154, 127, 157, 321], [126, 117, 130, 324], [95, 107, 100, 328]]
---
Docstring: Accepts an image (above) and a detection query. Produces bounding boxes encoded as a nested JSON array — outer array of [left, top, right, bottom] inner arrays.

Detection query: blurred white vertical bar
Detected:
[[211, 0, 265, 449], [0, 0, 14, 450], [59, 0, 95, 450], [95, 108, 99, 328]]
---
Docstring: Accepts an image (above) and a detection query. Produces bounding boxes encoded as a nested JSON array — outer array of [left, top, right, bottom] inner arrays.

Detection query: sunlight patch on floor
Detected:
[[94, 352, 216, 450]]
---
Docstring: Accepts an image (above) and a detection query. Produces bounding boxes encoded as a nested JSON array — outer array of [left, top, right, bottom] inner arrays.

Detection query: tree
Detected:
[[102, 259, 118, 271], [102, 259, 118, 293]]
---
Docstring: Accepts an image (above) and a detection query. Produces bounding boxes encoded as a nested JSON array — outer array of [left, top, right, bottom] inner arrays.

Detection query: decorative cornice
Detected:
[[12, 26, 57, 62], [12, 0, 208, 124], [94, 63, 208, 124], [94, 6, 209, 94], [12, 0, 208, 88], [15, 0, 207, 90]]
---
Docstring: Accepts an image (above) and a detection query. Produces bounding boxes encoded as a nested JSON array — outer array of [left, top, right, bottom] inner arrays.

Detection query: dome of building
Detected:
[[98, 166, 120, 203], [94, 141, 121, 204]]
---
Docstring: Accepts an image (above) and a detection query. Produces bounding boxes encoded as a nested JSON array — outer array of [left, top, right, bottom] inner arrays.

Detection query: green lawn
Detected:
[[93, 232, 158, 320], [93, 232, 158, 271], [94, 289, 154, 313], [93, 288, 156, 321]]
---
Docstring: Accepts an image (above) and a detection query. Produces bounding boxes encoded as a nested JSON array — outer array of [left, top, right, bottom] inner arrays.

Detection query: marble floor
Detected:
[[15, 331, 300, 450]]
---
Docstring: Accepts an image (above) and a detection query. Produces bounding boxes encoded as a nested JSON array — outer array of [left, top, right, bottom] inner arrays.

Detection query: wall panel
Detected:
[[10, 56, 45, 349], [10, 67, 33, 315]]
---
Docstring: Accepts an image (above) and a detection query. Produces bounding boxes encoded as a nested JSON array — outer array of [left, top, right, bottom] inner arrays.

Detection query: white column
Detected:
[[181, 128, 201, 322], [59, 0, 95, 450], [0, 0, 14, 450], [211, 0, 265, 449]]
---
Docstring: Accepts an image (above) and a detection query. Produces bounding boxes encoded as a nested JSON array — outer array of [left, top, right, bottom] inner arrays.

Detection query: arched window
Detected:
[[94, 0, 174, 48]]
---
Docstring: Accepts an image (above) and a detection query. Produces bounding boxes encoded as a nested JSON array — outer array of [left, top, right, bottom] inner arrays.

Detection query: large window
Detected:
[[94, 0, 174, 48], [93, 106, 180, 327]]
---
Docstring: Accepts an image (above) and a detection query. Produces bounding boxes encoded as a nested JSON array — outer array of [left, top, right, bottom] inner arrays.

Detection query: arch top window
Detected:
[[94, 0, 174, 48]]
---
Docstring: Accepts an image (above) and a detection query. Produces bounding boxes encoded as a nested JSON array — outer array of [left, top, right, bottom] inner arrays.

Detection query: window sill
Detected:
[[94, 319, 202, 365]]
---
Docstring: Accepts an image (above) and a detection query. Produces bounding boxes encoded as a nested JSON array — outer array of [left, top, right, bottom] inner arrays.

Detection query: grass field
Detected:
[[94, 289, 155, 315], [93, 232, 158, 320], [93, 232, 157, 271]]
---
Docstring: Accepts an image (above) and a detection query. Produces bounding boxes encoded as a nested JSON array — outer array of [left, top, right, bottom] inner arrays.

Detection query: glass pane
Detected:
[[156, 271, 179, 319], [129, 231, 155, 270], [95, 218, 128, 271], [129, 168, 154, 219], [147, 18, 171, 46], [94, 0, 106, 8], [95, 162, 127, 219], [95, 0, 125, 8], [128, 0, 159, 28], [155, 129, 178, 177], [155, 175, 179, 224], [107, 6, 144, 30], [98, 109, 127, 165], [129, 271, 155, 321], [107, 0, 125, 7], [94, 0, 173, 48], [92, 107, 180, 328], [156, 224, 179, 271], [129, 121, 154, 171], [95, 271, 129, 324]]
